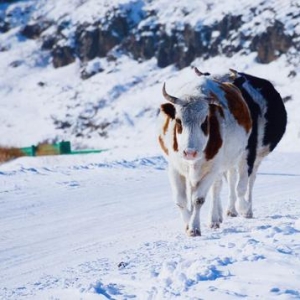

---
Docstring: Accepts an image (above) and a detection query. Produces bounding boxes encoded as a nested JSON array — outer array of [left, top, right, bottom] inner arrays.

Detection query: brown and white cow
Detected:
[[158, 75, 253, 236]]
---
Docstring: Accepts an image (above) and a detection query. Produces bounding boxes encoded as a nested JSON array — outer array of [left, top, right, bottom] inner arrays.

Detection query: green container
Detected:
[[19, 141, 107, 157], [70, 149, 108, 155], [59, 141, 71, 154], [20, 146, 36, 156]]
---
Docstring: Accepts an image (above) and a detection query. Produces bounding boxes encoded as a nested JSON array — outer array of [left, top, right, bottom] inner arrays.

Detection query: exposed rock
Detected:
[[76, 25, 100, 62], [52, 45, 75, 68], [209, 14, 244, 57], [0, 19, 9, 33], [250, 21, 293, 63], [11, 2, 295, 70], [9, 60, 23, 68], [122, 22, 159, 62], [21, 21, 51, 39], [53, 119, 72, 130], [122, 14, 245, 69], [80, 59, 104, 80], [41, 35, 57, 50], [156, 32, 175, 68], [37, 81, 46, 87], [156, 29, 188, 68], [75, 14, 129, 62], [174, 25, 209, 69], [218, 14, 243, 38]]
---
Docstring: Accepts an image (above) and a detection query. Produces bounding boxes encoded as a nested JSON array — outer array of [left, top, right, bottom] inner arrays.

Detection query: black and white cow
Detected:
[[158, 69, 287, 236], [226, 69, 287, 217], [195, 68, 287, 218], [158, 75, 253, 236]]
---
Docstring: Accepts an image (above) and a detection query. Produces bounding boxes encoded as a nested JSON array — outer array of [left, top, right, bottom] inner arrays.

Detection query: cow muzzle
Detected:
[[183, 149, 198, 160]]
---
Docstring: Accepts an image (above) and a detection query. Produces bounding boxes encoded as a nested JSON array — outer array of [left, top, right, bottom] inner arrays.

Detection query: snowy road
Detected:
[[0, 151, 300, 299]]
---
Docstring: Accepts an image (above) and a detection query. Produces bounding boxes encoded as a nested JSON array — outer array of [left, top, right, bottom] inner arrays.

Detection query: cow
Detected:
[[158, 68, 287, 237], [158, 74, 253, 236], [194, 68, 287, 218]]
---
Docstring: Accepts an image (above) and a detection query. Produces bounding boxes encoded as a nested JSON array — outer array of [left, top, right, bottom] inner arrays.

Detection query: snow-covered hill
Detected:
[[0, 0, 299, 151]]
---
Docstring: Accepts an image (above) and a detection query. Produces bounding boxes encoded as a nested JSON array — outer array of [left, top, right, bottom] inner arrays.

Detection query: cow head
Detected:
[[161, 83, 221, 161]]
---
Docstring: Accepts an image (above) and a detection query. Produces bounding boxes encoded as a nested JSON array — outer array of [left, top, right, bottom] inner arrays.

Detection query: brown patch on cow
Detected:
[[161, 103, 175, 119], [158, 135, 169, 155], [0, 147, 24, 163], [204, 106, 223, 160], [221, 83, 252, 133], [173, 125, 179, 152], [163, 116, 170, 135], [175, 118, 183, 134]]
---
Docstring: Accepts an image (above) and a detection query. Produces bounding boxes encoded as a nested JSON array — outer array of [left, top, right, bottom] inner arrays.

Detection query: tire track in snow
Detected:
[[1, 152, 300, 299]]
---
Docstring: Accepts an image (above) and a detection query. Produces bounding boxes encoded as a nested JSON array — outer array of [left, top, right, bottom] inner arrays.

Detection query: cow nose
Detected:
[[183, 149, 198, 160]]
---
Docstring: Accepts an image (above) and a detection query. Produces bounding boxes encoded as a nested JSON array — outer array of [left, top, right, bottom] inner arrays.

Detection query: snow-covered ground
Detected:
[[1, 0, 300, 299], [1, 149, 300, 299]]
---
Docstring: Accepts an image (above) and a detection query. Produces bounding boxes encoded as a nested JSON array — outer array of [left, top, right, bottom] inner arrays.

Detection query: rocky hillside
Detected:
[[0, 0, 299, 150], [1, 0, 300, 75]]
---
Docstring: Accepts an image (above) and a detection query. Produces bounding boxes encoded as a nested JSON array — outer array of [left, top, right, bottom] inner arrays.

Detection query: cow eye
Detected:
[[201, 117, 208, 135], [175, 118, 183, 134]]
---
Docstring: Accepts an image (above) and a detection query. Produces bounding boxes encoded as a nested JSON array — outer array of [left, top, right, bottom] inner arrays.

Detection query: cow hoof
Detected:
[[188, 229, 201, 237], [242, 211, 253, 219], [210, 222, 220, 229], [186, 226, 201, 237], [227, 210, 238, 217]]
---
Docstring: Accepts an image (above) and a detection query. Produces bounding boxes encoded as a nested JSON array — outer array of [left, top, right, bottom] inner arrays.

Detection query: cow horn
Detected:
[[162, 83, 180, 104], [193, 67, 210, 77]]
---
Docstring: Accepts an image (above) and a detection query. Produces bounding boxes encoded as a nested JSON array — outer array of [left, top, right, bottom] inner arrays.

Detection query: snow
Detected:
[[1, 0, 300, 299], [1, 150, 300, 299]]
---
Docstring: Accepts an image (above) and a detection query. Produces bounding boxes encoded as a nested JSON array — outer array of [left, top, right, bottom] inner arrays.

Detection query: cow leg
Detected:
[[187, 195, 204, 237], [208, 176, 223, 229], [244, 167, 256, 218], [245, 154, 265, 216], [187, 173, 216, 236], [168, 166, 191, 227], [236, 157, 252, 218], [226, 168, 238, 217]]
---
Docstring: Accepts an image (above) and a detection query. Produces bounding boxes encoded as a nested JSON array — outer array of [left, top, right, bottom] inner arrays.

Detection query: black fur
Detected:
[[233, 72, 287, 176], [238, 73, 287, 151], [233, 76, 261, 175]]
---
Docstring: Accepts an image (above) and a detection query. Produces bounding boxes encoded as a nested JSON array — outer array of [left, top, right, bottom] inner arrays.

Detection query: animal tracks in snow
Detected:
[[94, 215, 300, 299]]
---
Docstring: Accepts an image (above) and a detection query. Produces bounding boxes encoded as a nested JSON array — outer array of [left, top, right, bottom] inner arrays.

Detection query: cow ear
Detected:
[[161, 103, 176, 119]]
